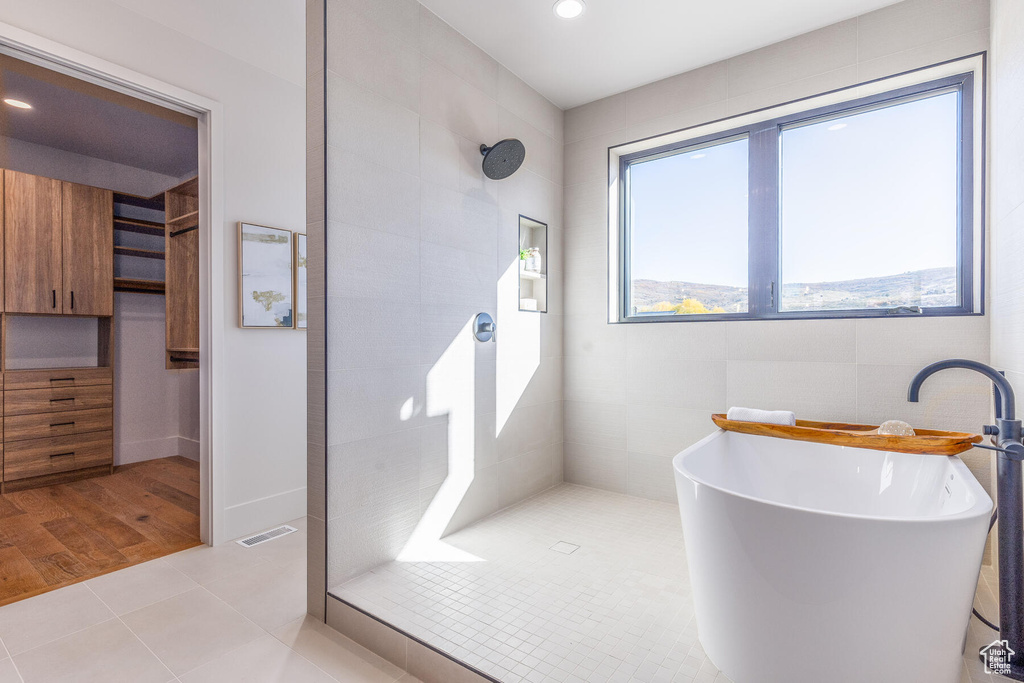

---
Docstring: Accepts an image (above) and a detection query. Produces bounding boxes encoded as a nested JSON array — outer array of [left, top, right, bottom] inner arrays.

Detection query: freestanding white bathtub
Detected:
[[673, 429, 992, 683]]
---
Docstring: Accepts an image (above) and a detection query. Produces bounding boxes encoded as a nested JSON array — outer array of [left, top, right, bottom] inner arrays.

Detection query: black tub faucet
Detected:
[[908, 359, 1024, 681]]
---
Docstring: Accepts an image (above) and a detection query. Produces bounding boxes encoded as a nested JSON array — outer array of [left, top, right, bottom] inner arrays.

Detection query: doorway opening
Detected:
[[0, 49, 206, 605]]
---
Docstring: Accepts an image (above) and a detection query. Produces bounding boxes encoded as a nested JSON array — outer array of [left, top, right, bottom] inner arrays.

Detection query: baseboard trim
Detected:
[[221, 486, 306, 542], [116, 436, 179, 466], [177, 436, 200, 461]]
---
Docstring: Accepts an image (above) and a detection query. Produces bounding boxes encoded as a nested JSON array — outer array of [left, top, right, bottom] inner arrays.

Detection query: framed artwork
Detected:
[[238, 222, 294, 328], [294, 233, 307, 330]]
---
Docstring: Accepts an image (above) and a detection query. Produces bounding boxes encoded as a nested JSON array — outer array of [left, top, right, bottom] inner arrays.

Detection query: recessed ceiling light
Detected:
[[827, 123, 847, 131], [690, 153, 707, 159], [553, 0, 585, 19], [3, 98, 31, 109]]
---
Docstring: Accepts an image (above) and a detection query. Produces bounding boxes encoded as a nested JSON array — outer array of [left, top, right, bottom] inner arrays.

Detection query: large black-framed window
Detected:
[[618, 71, 978, 323]]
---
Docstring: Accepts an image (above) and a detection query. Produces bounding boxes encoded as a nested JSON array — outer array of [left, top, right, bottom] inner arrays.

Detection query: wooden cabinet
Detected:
[[0, 169, 116, 491], [5, 170, 62, 314], [62, 182, 113, 316], [4, 431, 112, 482], [4, 171, 113, 316], [2, 368, 113, 489], [165, 177, 199, 368]]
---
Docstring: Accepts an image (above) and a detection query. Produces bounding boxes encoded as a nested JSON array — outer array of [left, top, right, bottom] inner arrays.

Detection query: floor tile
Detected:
[[87, 558, 198, 615], [205, 559, 307, 631], [331, 483, 994, 683], [164, 541, 268, 585], [248, 525, 307, 567], [0, 583, 113, 655], [13, 618, 172, 683], [333, 485, 689, 683], [121, 588, 263, 676], [0, 659, 19, 683], [178, 634, 335, 683], [273, 615, 403, 682]]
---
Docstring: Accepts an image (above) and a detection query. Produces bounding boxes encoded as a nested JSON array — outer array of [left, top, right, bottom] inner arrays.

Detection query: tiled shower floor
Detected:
[[333, 484, 1009, 683]]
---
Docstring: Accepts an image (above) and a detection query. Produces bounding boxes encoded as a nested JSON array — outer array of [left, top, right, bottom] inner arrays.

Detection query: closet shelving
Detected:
[[164, 177, 199, 369], [113, 190, 167, 295]]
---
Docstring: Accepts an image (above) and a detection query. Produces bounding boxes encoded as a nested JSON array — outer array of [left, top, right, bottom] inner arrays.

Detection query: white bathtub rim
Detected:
[[673, 429, 993, 525]]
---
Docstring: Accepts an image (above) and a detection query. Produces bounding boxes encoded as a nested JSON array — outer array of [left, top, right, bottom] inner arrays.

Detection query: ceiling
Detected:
[[0, 55, 198, 180], [419, 0, 905, 109]]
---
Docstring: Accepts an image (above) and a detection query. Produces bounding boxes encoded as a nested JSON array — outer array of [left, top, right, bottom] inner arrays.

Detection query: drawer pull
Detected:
[[49, 421, 75, 428], [49, 398, 75, 403], [49, 378, 75, 383], [49, 452, 74, 458]]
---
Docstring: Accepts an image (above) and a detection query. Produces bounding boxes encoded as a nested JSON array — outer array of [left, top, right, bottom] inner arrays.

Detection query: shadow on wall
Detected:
[[396, 257, 542, 563]]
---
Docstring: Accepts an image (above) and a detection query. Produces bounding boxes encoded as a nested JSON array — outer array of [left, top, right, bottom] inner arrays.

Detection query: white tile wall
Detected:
[[991, 0, 1024, 397], [562, 0, 995, 507], [322, 0, 565, 586], [986, 1, 1023, 572]]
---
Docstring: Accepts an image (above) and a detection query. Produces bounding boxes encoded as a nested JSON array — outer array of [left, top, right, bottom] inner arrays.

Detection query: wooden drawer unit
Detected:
[[5, 384, 112, 416], [4, 408, 112, 442], [4, 431, 112, 481], [4, 367, 111, 391]]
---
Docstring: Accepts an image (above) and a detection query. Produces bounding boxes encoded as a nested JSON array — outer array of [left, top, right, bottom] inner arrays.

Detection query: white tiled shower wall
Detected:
[[308, 0, 566, 591], [561, 0, 996, 511], [989, 0, 1024, 575], [990, 3, 1024, 407]]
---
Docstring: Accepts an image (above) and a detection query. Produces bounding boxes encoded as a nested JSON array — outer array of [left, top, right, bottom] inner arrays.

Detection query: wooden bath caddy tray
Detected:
[[711, 414, 982, 455]]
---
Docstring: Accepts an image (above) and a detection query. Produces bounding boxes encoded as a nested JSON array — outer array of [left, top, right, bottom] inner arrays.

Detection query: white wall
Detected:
[[989, 0, 1024, 573], [990, 1, 1024, 388], [113, 292, 191, 465], [0, 0, 308, 542], [562, 0, 994, 508]]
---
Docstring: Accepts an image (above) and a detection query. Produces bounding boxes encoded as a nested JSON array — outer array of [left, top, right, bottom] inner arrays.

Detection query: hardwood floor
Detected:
[[0, 455, 201, 606]]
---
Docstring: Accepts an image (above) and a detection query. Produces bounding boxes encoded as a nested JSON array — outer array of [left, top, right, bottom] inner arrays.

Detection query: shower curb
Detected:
[[325, 593, 500, 683]]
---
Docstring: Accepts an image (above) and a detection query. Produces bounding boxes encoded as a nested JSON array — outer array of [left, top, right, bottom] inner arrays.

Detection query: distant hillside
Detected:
[[632, 267, 956, 314]]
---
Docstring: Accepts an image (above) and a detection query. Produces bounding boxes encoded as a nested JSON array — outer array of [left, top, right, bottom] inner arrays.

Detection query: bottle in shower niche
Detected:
[[525, 247, 542, 273]]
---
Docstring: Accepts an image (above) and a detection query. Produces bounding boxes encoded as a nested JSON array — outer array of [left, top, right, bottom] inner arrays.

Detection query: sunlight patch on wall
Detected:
[[497, 260, 541, 434], [398, 319, 483, 563]]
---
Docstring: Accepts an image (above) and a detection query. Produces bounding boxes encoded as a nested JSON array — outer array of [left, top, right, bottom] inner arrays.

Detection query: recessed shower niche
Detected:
[[518, 215, 547, 313]]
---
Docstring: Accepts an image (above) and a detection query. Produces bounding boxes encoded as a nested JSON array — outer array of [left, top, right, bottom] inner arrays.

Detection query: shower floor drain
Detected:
[[550, 541, 579, 555]]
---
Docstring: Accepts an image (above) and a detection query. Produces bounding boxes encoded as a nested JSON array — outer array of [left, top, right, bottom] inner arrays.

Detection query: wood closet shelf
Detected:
[[164, 176, 200, 369], [114, 278, 165, 295], [114, 217, 164, 237], [114, 246, 165, 260], [166, 211, 198, 230]]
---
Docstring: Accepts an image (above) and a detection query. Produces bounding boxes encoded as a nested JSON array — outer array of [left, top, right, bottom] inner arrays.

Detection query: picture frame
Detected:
[[238, 222, 294, 329], [294, 233, 307, 330]]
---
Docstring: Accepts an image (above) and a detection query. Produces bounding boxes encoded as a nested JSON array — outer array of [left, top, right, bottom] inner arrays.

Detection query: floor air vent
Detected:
[[236, 525, 298, 548]]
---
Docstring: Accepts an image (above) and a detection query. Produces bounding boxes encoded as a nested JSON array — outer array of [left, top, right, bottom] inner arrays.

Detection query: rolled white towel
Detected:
[[726, 406, 796, 426]]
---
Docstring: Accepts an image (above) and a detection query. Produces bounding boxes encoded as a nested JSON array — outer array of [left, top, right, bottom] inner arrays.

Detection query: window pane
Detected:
[[628, 137, 748, 316], [779, 91, 960, 312]]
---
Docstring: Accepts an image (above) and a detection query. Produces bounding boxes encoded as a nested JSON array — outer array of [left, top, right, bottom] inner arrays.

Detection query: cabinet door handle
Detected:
[[52, 289, 56, 309], [49, 378, 75, 383], [49, 452, 74, 458], [49, 397, 74, 403], [49, 421, 75, 428], [71, 291, 74, 310]]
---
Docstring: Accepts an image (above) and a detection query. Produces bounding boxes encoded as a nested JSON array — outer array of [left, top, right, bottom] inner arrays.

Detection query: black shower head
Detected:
[[479, 139, 526, 180]]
